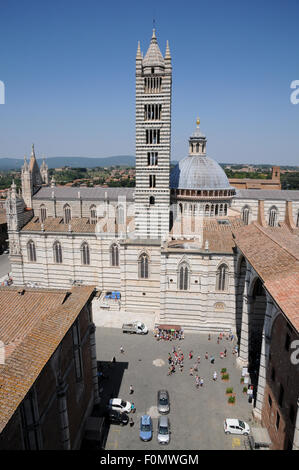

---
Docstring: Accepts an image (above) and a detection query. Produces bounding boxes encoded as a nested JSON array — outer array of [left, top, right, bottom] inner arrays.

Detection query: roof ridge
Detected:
[[253, 222, 299, 262]]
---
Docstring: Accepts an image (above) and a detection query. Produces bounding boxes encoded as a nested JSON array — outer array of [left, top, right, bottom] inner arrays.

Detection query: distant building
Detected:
[[229, 166, 281, 190], [0, 285, 97, 450]]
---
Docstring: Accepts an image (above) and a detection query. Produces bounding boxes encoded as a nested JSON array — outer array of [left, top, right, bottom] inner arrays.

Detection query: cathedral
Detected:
[[4, 29, 299, 328], [4, 29, 299, 449]]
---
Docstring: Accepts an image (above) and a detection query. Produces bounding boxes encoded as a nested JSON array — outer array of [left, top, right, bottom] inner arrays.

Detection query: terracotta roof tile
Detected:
[[0, 285, 95, 433]]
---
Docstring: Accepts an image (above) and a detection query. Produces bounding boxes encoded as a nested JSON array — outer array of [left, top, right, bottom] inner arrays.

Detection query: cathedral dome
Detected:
[[170, 155, 232, 191]]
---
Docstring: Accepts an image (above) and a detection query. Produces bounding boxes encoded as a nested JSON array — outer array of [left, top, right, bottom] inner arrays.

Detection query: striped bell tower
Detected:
[[135, 29, 172, 239]]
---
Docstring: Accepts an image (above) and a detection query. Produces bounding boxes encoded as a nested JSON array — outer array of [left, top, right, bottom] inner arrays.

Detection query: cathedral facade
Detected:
[[5, 30, 299, 333]]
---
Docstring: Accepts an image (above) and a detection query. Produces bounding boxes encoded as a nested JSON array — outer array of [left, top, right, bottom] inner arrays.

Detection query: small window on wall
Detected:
[[178, 263, 189, 291], [149, 196, 155, 205], [27, 240, 36, 262], [138, 253, 149, 279]]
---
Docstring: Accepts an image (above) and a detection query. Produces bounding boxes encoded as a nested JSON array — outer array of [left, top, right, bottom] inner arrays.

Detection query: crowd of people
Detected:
[[165, 331, 238, 390], [153, 327, 184, 342]]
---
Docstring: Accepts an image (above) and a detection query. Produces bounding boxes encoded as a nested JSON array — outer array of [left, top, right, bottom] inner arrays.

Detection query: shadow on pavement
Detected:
[[81, 359, 129, 450]]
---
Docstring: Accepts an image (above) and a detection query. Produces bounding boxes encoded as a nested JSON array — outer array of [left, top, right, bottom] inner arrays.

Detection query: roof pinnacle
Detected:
[[165, 40, 171, 59], [136, 41, 142, 59]]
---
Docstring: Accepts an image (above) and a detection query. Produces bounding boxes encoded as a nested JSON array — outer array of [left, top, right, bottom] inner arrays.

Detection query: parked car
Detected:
[[107, 398, 132, 414], [157, 415, 171, 444], [224, 418, 250, 436], [139, 415, 153, 441], [122, 321, 148, 335], [106, 409, 129, 426], [157, 389, 170, 414]]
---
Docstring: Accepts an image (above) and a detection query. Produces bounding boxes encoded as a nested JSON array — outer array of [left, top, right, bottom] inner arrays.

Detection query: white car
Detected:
[[224, 418, 250, 436], [108, 398, 132, 414]]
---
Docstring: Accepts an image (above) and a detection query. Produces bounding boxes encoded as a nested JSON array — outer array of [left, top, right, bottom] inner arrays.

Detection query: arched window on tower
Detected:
[[63, 204, 71, 224], [138, 253, 149, 279], [90, 205, 97, 224], [53, 241, 63, 264], [27, 240, 36, 262], [110, 243, 119, 267], [242, 206, 250, 225], [178, 262, 189, 291], [40, 204, 47, 223], [81, 242, 90, 265], [268, 206, 278, 227], [216, 263, 228, 291]]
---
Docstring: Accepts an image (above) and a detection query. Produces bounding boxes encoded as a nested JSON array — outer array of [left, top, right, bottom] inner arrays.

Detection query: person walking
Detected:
[[129, 385, 134, 395], [197, 355, 201, 363], [205, 352, 208, 360], [129, 417, 134, 427], [213, 371, 217, 381], [131, 403, 136, 413], [200, 378, 204, 387], [120, 345, 124, 354]]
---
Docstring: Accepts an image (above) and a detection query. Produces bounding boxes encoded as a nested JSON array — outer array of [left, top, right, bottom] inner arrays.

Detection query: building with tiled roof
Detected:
[[0, 285, 97, 449], [2, 29, 299, 450]]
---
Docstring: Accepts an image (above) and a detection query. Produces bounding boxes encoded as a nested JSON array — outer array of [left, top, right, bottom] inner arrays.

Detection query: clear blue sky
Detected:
[[0, 0, 298, 165]]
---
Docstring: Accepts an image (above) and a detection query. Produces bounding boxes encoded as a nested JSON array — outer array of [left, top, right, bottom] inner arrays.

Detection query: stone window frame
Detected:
[[53, 240, 63, 264], [110, 243, 119, 267], [268, 205, 278, 227], [215, 262, 229, 292], [177, 261, 191, 291], [138, 252, 149, 279], [241, 205, 251, 225], [39, 204, 47, 223], [27, 239, 37, 262], [80, 241, 90, 266], [90, 205, 97, 225], [63, 204, 72, 224]]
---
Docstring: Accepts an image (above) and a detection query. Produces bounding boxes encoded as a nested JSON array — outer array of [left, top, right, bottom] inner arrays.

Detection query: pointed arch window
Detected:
[[81, 242, 90, 265], [216, 263, 228, 291], [268, 206, 278, 227], [63, 204, 71, 224], [242, 206, 250, 225], [40, 204, 47, 223], [111, 243, 119, 267], [116, 205, 124, 224], [90, 205, 97, 224], [178, 262, 189, 291], [138, 253, 149, 279], [53, 241, 63, 264], [27, 240, 36, 262]]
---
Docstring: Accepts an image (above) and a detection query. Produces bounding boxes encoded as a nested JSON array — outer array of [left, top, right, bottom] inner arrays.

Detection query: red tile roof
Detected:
[[233, 223, 299, 331], [0, 285, 95, 433]]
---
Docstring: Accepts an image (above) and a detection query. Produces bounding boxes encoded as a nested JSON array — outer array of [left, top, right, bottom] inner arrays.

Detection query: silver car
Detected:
[[157, 416, 171, 444], [157, 390, 170, 414]]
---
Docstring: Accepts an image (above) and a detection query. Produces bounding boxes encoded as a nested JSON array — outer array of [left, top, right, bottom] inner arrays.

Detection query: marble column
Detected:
[[253, 295, 275, 420], [236, 263, 252, 369]]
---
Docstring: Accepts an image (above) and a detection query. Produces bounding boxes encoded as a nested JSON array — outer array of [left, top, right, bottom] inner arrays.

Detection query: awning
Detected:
[[157, 324, 182, 331]]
